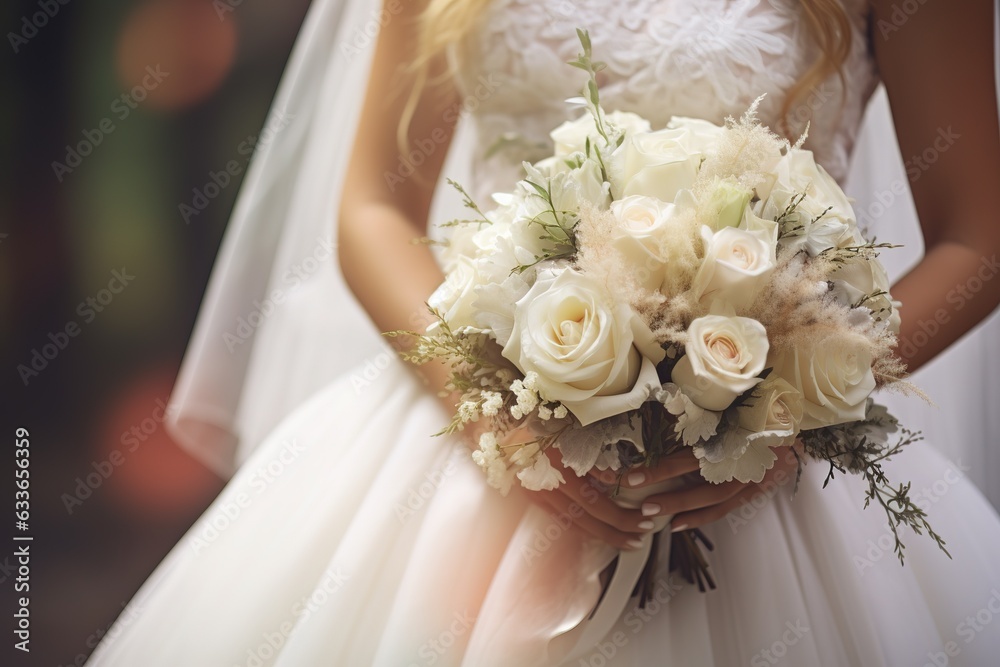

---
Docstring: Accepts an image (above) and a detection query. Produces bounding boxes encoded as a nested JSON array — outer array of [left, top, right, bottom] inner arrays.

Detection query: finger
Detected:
[[532, 490, 645, 551], [668, 482, 763, 532], [622, 449, 702, 488], [544, 448, 652, 533], [586, 467, 619, 486], [640, 478, 747, 519], [555, 474, 655, 534]]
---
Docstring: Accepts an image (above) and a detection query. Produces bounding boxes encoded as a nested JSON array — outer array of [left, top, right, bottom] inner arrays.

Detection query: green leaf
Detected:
[[588, 80, 600, 106], [524, 179, 551, 201]]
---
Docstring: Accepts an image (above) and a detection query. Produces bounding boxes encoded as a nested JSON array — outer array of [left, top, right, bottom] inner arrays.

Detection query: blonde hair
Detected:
[[400, 0, 853, 147]]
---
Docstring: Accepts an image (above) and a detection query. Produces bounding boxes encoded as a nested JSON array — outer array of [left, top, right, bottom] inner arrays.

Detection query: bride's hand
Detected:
[[526, 447, 661, 551], [454, 415, 655, 551], [612, 444, 801, 533]]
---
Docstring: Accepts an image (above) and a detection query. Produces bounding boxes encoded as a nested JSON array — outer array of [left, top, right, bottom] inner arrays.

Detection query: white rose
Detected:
[[760, 150, 857, 256], [671, 315, 770, 411], [606, 111, 656, 141], [550, 110, 651, 158], [829, 257, 902, 333], [516, 159, 609, 235], [611, 124, 714, 202], [737, 376, 803, 442], [609, 195, 678, 290], [691, 221, 777, 310], [438, 224, 480, 272], [468, 236, 534, 346], [665, 116, 726, 149], [693, 376, 803, 484], [438, 191, 519, 273], [501, 267, 665, 426], [769, 337, 877, 429], [499, 160, 609, 274], [427, 256, 483, 332]]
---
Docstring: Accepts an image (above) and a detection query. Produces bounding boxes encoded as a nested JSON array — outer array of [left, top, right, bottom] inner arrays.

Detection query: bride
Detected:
[[88, 0, 1000, 665]]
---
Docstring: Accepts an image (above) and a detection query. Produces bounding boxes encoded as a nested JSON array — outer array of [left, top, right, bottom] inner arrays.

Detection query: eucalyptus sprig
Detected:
[[799, 410, 949, 564]]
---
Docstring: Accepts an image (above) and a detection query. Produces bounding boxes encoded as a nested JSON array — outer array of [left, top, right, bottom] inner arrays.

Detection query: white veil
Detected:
[[166, 0, 471, 478]]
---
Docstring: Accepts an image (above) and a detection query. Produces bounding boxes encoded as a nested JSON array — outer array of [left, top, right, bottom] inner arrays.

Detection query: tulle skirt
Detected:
[[87, 358, 1000, 666]]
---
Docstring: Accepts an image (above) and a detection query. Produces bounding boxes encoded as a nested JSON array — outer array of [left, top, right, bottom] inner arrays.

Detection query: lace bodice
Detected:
[[453, 0, 880, 203]]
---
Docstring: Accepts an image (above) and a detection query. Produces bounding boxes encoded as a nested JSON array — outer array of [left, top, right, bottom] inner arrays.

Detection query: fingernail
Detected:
[[625, 539, 644, 550], [638, 520, 655, 531], [641, 502, 660, 517], [627, 472, 645, 487], [671, 523, 688, 533]]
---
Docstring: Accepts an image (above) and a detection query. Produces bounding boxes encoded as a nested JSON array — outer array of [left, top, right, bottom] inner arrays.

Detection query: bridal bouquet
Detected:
[[388, 31, 945, 583]]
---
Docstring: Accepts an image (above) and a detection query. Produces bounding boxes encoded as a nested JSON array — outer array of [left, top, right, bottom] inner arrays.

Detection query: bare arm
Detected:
[[337, 2, 650, 548], [872, 0, 1000, 372], [338, 0, 457, 395]]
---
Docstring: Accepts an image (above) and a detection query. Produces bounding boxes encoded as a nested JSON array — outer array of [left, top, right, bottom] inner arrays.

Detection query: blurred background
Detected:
[[3, 1, 310, 664], [2, 2, 999, 665]]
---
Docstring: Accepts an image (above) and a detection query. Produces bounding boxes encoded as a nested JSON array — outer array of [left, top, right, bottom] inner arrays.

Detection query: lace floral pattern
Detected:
[[453, 0, 879, 203]]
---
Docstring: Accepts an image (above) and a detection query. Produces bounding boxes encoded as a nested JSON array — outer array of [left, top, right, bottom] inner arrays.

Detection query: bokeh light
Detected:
[[97, 366, 221, 519], [115, 0, 238, 111]]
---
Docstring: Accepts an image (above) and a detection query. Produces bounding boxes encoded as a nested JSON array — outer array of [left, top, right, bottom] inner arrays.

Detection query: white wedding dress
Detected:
[[87, 1, 1000, 665]]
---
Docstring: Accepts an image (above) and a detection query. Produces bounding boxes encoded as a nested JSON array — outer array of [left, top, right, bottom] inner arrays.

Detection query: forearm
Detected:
[[338, 201, 454, 400], [891, 239, 1000, 373]]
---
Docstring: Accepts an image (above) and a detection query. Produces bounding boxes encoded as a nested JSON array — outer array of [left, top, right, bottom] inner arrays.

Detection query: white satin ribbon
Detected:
[[548, 478, 681, 665]]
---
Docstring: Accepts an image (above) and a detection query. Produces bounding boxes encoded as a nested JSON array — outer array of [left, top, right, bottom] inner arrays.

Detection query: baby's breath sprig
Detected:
[[384, 310, 491, 370], [384, 309, 509, 435]]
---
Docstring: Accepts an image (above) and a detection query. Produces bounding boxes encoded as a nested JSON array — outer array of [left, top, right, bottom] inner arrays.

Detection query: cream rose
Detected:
[[695, 376, 804, 484], [691, 223, 777, 310], [609, 195, 678, 291], [666, 116, 727, 147], [737, 376, 804, 443], [501, 268, 665, 425], [671, 315, 770, 411], [769, 338, 877, 429], [612, 125, 712, 202], [427, 256, 483, 332], [550, 110, 651, 158]]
